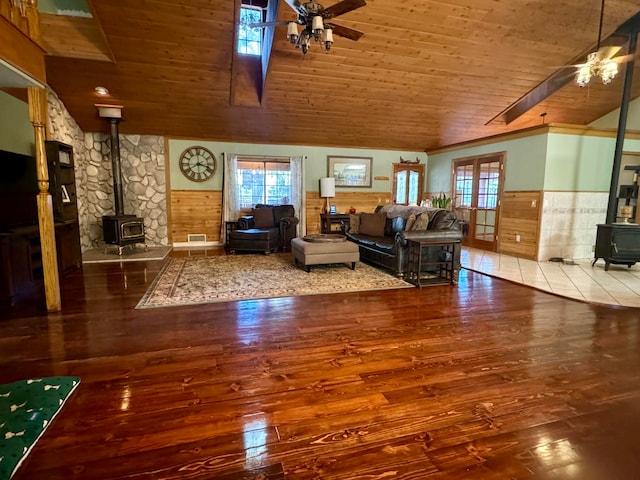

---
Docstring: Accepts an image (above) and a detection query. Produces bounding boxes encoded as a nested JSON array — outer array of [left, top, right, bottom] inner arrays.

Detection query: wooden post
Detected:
[[28, 86, 61, 312]]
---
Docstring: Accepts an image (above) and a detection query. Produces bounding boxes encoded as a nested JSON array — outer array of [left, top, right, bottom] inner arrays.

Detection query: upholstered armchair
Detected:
[[228, 204, 299, 254]]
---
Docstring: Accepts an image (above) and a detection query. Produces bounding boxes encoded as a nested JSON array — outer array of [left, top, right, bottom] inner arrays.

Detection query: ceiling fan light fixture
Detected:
[[574, 0, 623, 87], [576, 64, 593, 87], [300, 32, 311, 54], [312, 15, 324, 41], [600, 59, 618, 84], [252, 0, 366, 56], [323, 27, 333, 50], [287, 21, 299, 44]]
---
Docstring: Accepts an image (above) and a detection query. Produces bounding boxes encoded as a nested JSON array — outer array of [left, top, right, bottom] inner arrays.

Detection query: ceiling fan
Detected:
[[571, 0, 634, 87], [250, 0, 367, 54]]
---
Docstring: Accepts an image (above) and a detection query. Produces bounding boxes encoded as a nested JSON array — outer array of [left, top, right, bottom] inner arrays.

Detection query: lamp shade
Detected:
[[320, 177, 335, 198]]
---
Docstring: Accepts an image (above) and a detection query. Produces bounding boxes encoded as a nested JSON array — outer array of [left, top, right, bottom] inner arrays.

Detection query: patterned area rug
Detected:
[[0, 376, 80, 480], [136, 253, 412, 309]]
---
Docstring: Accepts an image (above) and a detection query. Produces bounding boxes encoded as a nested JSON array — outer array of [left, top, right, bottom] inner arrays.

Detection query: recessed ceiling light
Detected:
[[94, 86, 109, 95]]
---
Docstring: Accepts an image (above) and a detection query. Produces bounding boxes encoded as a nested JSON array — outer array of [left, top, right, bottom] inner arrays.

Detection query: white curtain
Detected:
[[290, 155, 306, 237], [220, 153, 240, 242]]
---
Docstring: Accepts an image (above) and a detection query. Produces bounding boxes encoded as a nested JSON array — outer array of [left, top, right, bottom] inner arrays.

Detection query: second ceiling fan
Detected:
[[573, 0, 635, 87], [251, 0, 367, 54]]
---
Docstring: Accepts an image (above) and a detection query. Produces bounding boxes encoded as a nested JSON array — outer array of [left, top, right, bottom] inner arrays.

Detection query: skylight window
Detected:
[[238, 6, 263, 56]]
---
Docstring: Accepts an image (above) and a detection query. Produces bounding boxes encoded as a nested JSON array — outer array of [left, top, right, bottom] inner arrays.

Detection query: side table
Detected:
[[320, 213, 350, 234], [407, 238, 460, 287], [225, 221, 239, 248]]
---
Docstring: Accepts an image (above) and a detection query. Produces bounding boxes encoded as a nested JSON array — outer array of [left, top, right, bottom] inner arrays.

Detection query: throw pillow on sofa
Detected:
[[359, 213, 386, 236], [405, 213, 417, 231], [429, 209, 456, 230], [349, 214, 360, 234], [253, 207, 275, 228], [410, 212, 430, 231]]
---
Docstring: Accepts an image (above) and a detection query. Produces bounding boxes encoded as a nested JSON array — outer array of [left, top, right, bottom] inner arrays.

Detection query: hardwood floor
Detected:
[[1, 251, 640, 479]]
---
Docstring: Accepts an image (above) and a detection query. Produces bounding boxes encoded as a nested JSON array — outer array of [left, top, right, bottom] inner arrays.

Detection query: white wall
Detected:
[[0, 90, 33, 155], [590, 97, 640, 130], [427, 133, 548, 193]]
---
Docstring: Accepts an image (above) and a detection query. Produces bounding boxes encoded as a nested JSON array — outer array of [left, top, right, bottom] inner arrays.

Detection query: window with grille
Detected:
[[237, 159, 291, 209], [238, 6, 263, 56], [392, 164, 425, 205]]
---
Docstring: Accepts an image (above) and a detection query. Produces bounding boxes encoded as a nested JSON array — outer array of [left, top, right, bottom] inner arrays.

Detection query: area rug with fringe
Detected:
[[136, 253, 412, 309]]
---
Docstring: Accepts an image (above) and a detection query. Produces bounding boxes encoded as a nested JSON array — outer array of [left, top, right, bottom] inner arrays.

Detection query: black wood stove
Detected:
[[102, 214, 145, 253], [99, 108, 146, 255]]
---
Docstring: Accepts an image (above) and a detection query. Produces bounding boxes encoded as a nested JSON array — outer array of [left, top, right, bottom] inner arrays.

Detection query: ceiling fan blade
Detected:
[[611, 53, 638, 64], [249, 20, 289, 28], [597, 45, 623, 60], [328, 23, 364, 41], [322, 0, 366, 19]]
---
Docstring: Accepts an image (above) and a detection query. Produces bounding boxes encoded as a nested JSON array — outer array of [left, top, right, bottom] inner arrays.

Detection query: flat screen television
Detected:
[[0, 149, 38, 229]]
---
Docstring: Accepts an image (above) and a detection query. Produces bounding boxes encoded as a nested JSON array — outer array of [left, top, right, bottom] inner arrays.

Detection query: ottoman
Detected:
[[291, 236, 360, 272], [228, 228, 279, 253]]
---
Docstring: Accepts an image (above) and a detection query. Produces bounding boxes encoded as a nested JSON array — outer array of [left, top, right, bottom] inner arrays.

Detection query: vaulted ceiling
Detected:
[[41, 0, 640, 151]]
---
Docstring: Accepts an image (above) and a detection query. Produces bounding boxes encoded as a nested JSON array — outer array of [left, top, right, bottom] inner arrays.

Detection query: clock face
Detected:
[[179, 146, 217, 182]]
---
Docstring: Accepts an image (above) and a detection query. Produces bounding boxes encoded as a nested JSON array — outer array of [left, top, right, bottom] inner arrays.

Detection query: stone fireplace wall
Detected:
[[47, 90, 168, 249], [85, 133, 168, 247]]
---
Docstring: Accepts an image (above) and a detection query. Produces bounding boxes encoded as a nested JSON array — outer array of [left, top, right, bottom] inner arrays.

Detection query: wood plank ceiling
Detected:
[[41, 0, 640, 151]]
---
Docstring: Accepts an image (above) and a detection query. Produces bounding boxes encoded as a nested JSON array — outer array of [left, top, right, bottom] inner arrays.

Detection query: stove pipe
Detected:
[[108, 117, 125, 216]]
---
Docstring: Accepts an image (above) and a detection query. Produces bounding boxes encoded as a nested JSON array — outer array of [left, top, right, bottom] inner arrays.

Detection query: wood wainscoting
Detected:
[[169, 190, 392, 242], [498, 191, 542, 260], [170, 190, 222, 243], [305, 191, 392, 235]]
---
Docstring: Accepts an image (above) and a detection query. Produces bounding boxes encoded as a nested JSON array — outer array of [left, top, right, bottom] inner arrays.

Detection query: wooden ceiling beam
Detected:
[[490, 10, 640, 126]]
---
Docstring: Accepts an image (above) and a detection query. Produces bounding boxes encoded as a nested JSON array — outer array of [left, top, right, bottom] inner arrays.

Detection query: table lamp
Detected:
[[320, 177, 335, 214]]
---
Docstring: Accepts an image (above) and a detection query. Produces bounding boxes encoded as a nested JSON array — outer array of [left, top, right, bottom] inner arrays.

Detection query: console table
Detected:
[[593, 223, 640, 271], [407, 238, 460, 287], [320, 213, 350, 234]]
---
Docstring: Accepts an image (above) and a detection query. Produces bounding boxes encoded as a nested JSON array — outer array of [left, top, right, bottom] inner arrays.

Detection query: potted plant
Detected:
[[432, 192, 452, 209]]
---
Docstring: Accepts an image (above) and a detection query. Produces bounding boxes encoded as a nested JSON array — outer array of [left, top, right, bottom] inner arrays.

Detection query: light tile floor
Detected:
[[461, 247, 640, 308]]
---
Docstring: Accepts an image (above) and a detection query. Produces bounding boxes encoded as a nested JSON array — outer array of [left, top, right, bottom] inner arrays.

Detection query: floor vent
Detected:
[[187, 234, 207, 243]]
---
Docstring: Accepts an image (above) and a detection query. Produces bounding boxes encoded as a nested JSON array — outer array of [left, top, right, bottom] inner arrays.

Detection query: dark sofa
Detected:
[[342, 205, 463, 279], [228, 204, 299, 253]]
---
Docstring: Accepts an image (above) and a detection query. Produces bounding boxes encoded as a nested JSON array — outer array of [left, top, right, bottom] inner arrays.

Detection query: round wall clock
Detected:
[[179, 146, 217, 182]]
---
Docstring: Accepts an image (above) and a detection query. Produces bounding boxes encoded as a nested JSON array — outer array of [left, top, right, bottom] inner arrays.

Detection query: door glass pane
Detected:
[[395, 170, 407, 204], [408, 171, 419, 204], [474, 161, 500, 242], [454, 164, 473, 208]]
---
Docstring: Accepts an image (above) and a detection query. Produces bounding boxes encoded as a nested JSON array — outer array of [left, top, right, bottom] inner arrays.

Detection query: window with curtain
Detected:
[[237, 158, 291, 209]]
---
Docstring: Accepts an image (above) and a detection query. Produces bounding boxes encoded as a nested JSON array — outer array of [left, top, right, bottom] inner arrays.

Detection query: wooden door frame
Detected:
[[392, 163, 425, 205], [451, 152, 506, 251]]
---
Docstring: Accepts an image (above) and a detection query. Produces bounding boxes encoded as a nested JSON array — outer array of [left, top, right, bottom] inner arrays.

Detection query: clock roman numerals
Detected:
[[179, 146, 217, 182]]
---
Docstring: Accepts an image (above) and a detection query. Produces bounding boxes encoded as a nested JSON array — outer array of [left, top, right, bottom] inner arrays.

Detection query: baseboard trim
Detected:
[[172, 241, 221, 248]]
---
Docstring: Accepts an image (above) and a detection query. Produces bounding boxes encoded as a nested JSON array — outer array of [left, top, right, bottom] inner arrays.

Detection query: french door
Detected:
[[452, 153, 505, 251]]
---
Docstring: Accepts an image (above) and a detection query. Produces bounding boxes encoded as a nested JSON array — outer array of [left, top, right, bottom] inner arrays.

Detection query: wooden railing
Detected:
[[0, 0, 40, 43]]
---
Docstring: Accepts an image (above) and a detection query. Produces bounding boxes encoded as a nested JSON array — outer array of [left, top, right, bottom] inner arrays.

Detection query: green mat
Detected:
[[0, 376, 80, 480]]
